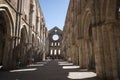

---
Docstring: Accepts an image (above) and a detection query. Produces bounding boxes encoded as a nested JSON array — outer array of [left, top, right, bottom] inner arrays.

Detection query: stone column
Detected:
[[79, 39, 83, 68], [81, 39, 88, 69], [111, 27, 120, 80], [92, 26, 105, 78], [2, 36, 14, 69], [104, 23, 119, 80]]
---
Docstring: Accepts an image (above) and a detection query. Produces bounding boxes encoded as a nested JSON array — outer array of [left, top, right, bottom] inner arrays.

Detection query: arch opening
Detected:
[[0, 8, 13, 68], [20, 27, 27, 44], [0, 12, 6, 66]]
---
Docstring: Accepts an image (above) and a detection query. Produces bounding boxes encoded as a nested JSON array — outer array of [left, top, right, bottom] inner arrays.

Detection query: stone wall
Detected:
[[0, 0, 48, 69], [48, 27, 63, 59], [63, 0, 120, 80]]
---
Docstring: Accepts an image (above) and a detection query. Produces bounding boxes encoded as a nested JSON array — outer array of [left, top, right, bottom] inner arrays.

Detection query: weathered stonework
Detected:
[[63, 0, 120, 80], [0, 0, 48, 70], [48, 27, 63, 59]]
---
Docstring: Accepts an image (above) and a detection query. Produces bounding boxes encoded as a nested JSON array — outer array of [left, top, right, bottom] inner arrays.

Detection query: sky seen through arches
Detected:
[[39, 0, 70, 30]]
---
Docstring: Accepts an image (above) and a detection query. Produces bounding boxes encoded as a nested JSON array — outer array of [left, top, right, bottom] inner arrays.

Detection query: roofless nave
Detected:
[[0, 0, 120, 80]]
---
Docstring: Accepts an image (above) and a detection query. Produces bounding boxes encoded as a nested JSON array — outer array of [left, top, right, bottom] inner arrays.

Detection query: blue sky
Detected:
[[39, 0, 70, 30]]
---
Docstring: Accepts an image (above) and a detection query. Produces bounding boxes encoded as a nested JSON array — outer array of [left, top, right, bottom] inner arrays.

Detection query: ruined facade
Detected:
[[63, 0, 120, 80], [48, 27, 63, 59], [1, 0, 120, 79], [0, 0, 48, 69]]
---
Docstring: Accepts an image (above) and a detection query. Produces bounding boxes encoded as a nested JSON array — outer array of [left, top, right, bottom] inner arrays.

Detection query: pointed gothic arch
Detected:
[[0, 6, 14, 69], [20, 26, 28, 44]]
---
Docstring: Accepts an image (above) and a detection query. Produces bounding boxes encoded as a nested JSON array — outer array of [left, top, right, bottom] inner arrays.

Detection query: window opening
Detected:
[[58, 50, 61, 55], [50, 50, 53, 55], [54, 50, 57, 55], [52, 34, 59, 41], [55, 30, 57, 32]]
